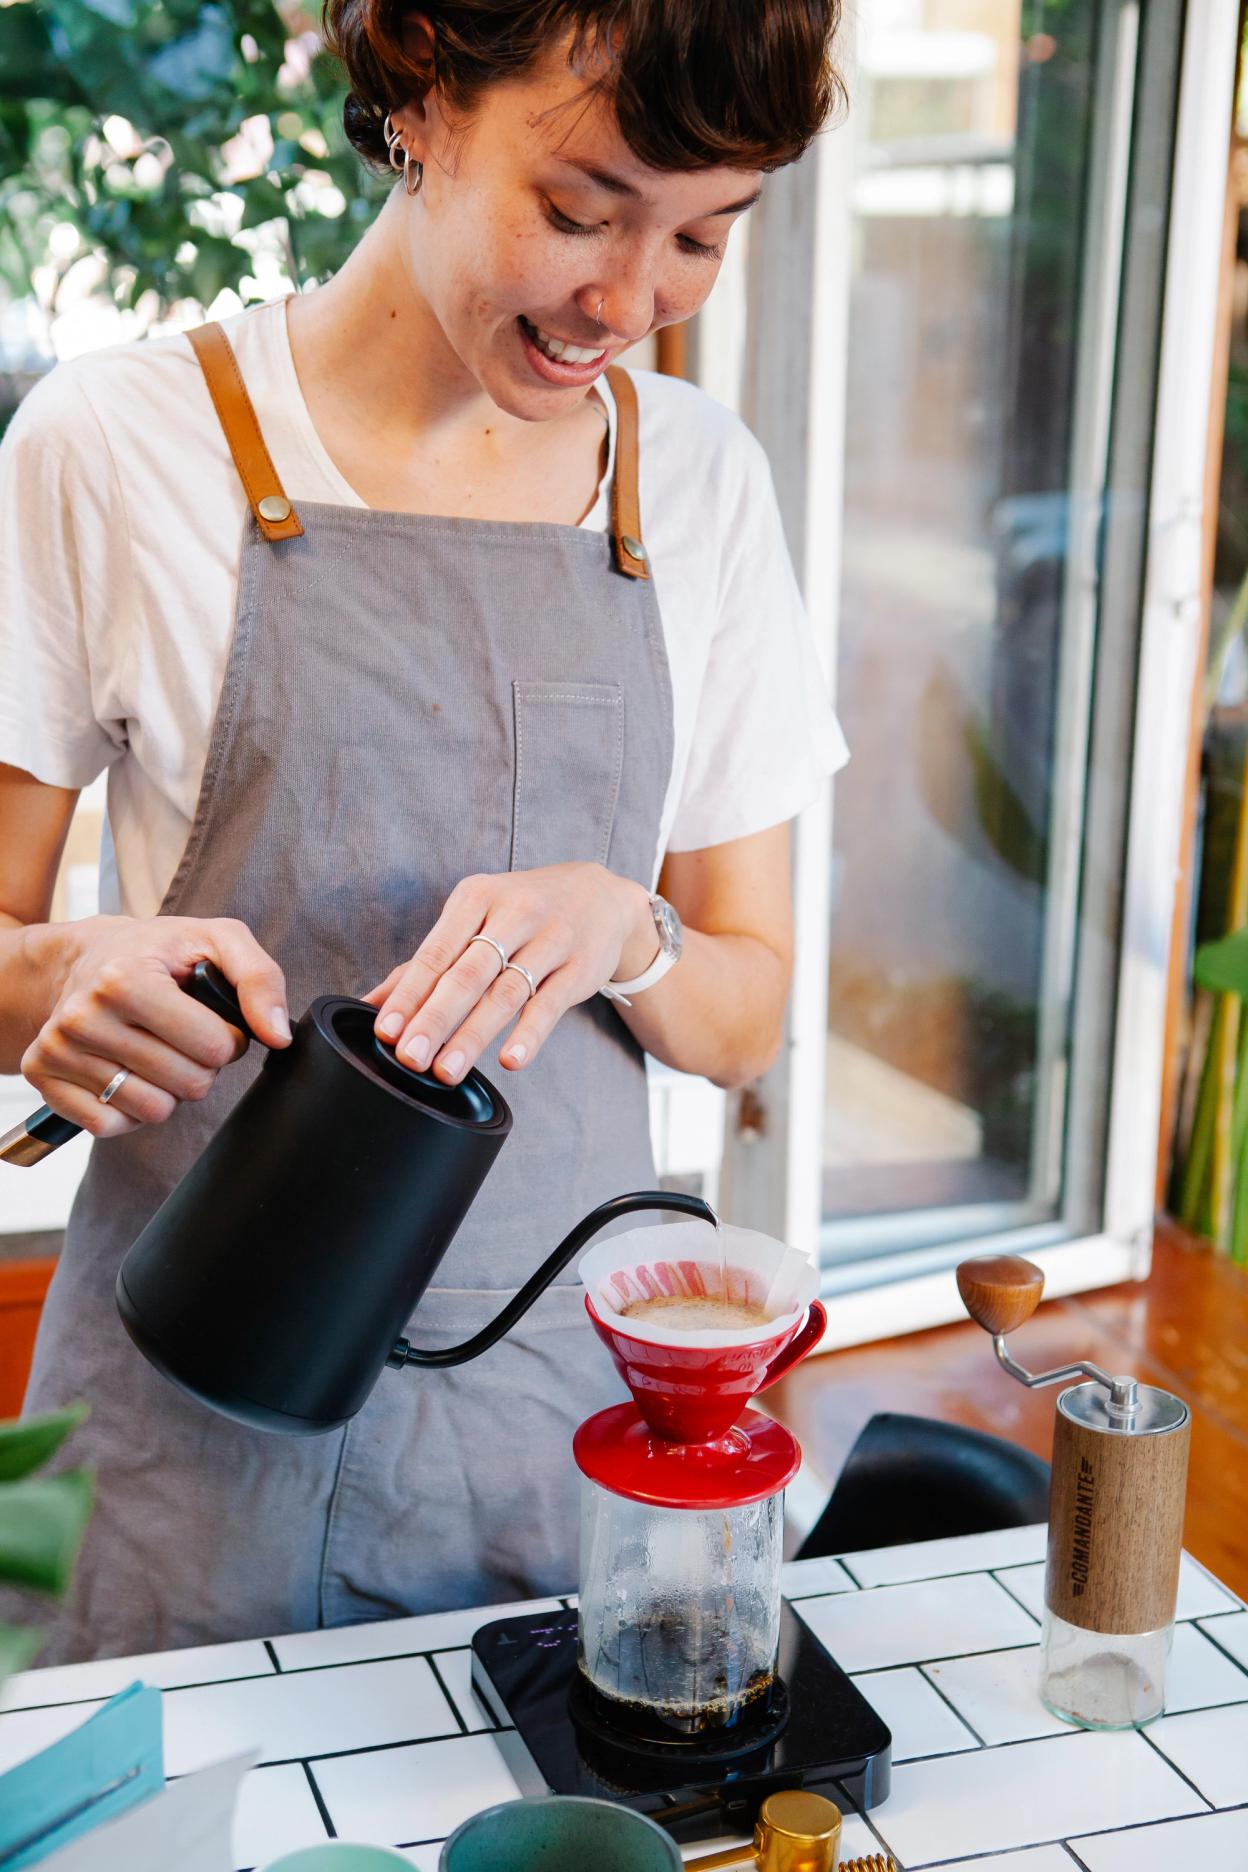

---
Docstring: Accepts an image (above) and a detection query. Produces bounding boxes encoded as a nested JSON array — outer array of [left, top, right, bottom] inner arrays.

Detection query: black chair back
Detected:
[[796, 1410, 1051, 1559]]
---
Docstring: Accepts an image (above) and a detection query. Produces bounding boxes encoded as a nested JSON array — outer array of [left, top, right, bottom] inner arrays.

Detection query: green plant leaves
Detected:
[[0, 0, 389, 332], [0, 1622, 41, 1680], [1195, 930, 1248, 997], [0, 1404, 88, 1482], [0, 1470, 94, 1593], [0, 1408, 91, 1691]]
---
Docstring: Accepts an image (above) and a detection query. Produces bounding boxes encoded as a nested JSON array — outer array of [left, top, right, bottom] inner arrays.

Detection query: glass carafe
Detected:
[[577, 1475, 783, 1741]]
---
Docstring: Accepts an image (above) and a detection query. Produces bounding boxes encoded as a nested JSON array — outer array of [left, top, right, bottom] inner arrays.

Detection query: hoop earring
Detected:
[[403, 152, 424, 197], [382, 111, 403, 170]]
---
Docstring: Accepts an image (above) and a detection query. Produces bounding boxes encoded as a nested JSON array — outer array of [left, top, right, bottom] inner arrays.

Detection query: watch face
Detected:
[[653, 895, 683, 959]]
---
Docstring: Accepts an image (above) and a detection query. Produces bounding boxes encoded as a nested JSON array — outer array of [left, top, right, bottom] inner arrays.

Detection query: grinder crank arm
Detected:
[[0, 962, 250, 1166]]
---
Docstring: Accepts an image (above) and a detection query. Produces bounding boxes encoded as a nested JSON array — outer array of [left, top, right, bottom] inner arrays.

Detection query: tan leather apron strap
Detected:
[[187, 322, 303, 543], [605, 365, 649, 581]]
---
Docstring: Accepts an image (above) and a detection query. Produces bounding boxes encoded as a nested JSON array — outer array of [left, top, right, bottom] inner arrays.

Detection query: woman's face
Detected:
[[391, 46, 762, 419]]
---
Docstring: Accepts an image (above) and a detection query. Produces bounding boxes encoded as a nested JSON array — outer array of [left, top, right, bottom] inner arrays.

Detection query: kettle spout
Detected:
[[389, 1190, 718, 1371]]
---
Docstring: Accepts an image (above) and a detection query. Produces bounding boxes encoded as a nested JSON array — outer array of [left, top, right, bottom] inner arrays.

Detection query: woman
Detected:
[[0, 0, 846, 1662]]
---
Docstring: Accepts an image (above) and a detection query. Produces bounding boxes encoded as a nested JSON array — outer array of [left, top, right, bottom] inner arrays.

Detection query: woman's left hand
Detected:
[[364, 863, 653, 1082]]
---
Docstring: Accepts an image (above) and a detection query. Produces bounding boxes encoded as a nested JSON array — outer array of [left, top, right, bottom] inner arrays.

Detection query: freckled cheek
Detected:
[[469, 225, 560, 319], [663, 261, 726, 326]]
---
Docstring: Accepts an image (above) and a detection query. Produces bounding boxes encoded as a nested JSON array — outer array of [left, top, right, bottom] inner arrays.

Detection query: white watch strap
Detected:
[[599, 945, 679, 1008]]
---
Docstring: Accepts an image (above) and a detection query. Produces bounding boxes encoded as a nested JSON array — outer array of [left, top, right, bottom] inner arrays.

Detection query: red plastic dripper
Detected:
[[585, 1295, 828, 1444]]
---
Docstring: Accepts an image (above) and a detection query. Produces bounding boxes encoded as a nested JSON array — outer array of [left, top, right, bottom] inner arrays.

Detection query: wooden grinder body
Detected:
[[1045, 1384, 1191, 1636]]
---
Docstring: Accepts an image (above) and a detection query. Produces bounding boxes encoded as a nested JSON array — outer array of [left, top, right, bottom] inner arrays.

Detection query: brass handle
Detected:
[[955, 1253, 1045, 1335], [684, 1792, 846, 1872]]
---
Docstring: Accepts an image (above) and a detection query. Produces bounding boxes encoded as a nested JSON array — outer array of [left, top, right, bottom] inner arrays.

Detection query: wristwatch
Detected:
[[600, 894, 684, 1006]]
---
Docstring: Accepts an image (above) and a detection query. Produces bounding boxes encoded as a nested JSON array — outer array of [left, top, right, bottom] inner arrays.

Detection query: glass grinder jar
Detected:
[[957, 1255, 1191, 1730], [572, 1402, 798, 1746]]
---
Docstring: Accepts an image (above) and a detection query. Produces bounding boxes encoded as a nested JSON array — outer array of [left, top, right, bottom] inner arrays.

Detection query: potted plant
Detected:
[[0, 1404, 92, 1688]]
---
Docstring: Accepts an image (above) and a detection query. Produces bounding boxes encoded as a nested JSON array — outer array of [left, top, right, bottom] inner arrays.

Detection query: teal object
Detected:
[[438, 1797, 683, 1870], [258, 1851, 413, 1870], [0, 1682, 163, 1868]]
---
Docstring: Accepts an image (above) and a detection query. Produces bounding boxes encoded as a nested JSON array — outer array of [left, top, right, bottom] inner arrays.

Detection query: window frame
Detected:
[[715, 0, 1237, 1339]]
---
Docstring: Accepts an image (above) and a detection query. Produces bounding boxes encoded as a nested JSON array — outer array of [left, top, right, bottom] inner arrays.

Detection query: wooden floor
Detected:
[[768, 1219, 1248, 1600]]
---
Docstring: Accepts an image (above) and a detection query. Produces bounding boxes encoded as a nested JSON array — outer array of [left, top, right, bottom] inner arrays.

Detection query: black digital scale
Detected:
[[470, 1601, 891, 1846]]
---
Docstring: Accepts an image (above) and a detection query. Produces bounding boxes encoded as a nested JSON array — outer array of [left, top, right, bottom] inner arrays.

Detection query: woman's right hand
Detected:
[[21, 915, 291, 1138]]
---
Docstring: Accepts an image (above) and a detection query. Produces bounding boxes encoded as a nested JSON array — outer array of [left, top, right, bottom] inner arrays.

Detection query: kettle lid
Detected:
[[313, 998, 509, 1130]]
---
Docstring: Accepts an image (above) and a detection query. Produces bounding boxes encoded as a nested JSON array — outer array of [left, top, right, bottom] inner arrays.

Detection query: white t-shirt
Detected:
[[0, 297, 846, 918]]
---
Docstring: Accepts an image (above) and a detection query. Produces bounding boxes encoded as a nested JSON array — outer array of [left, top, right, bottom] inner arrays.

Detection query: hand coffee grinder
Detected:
[[471, 1222, 893, 1846], [958, 1254, 1191, 1730]]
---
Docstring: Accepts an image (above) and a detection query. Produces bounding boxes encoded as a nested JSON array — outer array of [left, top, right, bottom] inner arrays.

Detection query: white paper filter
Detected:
[[577, 1220, 819, 1348]]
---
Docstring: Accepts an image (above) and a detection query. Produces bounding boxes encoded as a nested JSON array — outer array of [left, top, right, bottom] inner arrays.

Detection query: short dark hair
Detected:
[[320, 0, 845, 176]]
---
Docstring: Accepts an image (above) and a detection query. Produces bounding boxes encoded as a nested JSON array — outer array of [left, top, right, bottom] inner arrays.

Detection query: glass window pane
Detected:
[[824, 3, 1108, 1241]]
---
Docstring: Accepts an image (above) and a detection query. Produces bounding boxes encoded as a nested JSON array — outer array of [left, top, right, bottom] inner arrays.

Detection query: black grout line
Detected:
[[988, 1568, 1043, 1626], [849, 1640, 1044, 1673], [0, 1643, 478, 1717], [1185, 1559, 1248, 1613], [240, 1768, 1248, 1870], [1151, 1689, 1248, 1718], [1138, 1723, 1217, 1809], [914, 1663, 987, 1748], [879, 1727, 1085, 1770], [0, 1647, 469, 1716], [187, 1689, 1248, 1782], [426, 1654, 469, 1737], [244, 1722, 493, 1770], [263, 1639, 282, 1674], [827, 1554, 1046, 1591], [0, 1672, 274, 1715], [1191, 1617, 1248, 1679], [301, 1759, 337, 1838], [885, 1798, 1248, 1871]]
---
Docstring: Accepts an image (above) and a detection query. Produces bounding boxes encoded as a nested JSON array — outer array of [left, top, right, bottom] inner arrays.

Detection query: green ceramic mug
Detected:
[[438, 1796, 683, 1870]]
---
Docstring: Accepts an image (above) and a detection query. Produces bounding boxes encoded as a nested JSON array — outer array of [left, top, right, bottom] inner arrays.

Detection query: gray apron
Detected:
[[18, 323, 673, 1663]]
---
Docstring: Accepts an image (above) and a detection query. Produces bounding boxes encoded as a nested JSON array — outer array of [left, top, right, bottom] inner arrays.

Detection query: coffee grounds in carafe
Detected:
[[577, 1604, 778, 1742], [576, 1661, 776, 1741]]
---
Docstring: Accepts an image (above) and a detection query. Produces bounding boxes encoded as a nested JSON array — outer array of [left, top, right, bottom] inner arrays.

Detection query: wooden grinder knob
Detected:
[[956, 1254, 1045, 1335]]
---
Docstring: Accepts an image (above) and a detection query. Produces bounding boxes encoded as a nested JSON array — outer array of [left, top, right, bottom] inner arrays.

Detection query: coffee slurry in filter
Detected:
[[578, 1220, 820, 1348]]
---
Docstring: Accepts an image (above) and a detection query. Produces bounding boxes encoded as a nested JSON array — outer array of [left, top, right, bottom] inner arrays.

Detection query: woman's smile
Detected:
[[517, 314, 611, 386]]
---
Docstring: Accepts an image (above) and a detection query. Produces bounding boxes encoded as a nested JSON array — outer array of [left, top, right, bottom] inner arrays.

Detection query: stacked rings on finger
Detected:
[[98, 1069, 130, 1106], [503, 961, 537, 1001], [466, 933, 509, 970]]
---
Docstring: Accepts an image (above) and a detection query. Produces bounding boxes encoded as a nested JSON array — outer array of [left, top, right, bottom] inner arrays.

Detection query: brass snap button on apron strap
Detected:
[[620, 534, 647, 564], [258, 494, 292, 523]]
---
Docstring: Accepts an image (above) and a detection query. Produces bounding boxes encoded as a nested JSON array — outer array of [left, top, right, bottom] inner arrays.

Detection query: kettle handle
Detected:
[[182, 959, 255, 1044], [0, 960, 255, 1167], [389, 1190, 720, 1370]]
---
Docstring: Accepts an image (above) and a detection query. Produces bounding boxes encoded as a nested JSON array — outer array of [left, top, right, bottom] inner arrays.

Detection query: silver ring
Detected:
[[595, 298, 605, 328], [98, 1069, 130, 1106], [502, 961, 537, 1001], [466, 933, 509, 971]]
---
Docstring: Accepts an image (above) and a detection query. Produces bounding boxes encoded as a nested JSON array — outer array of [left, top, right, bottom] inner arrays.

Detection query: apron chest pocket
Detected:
[[510, 681, 625, 871]]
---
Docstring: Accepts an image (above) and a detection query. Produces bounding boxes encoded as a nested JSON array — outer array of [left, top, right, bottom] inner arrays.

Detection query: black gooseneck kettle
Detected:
[[1, 963, 716, 1436]]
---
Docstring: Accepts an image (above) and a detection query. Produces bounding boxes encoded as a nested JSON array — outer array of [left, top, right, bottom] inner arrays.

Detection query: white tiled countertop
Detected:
[[3, 1525, 1247, 1870]]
